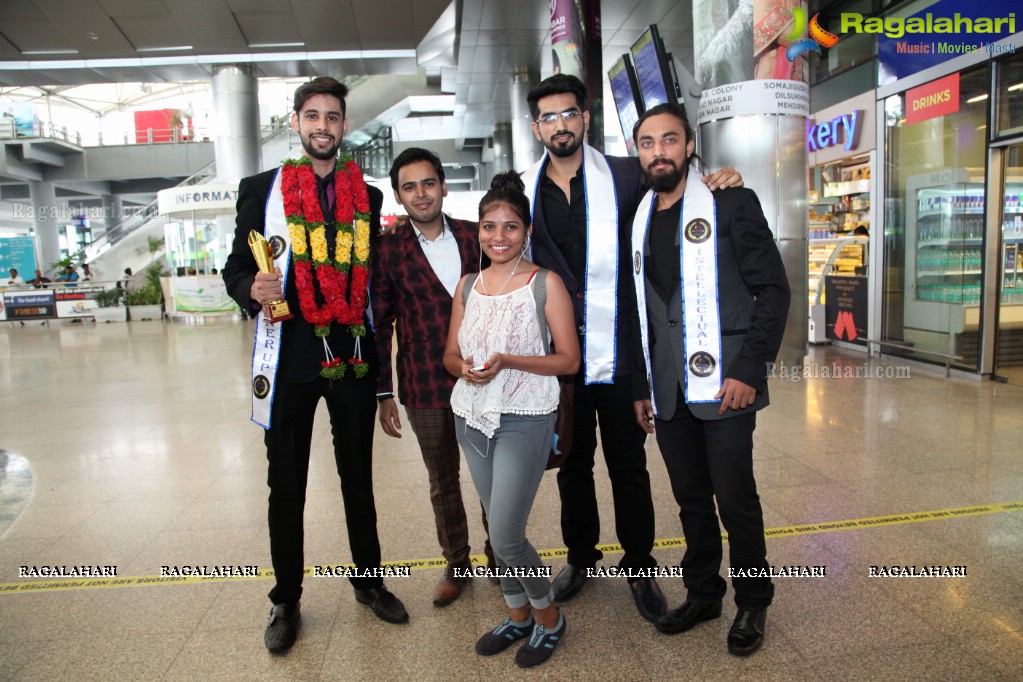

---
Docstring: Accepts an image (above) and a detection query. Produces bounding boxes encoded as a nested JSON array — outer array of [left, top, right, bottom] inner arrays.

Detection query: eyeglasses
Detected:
[[535, 109, 583, 126]]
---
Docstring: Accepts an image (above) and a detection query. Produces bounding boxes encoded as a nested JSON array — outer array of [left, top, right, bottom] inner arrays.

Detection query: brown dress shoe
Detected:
[[433, 563, 471, 607]]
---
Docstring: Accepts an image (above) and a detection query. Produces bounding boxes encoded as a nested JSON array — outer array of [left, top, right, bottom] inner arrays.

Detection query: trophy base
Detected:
[[264, 301, 294, 324]]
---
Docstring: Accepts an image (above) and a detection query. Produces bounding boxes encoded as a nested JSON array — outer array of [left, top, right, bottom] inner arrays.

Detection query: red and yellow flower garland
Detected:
[[281, 155, 371, 379]]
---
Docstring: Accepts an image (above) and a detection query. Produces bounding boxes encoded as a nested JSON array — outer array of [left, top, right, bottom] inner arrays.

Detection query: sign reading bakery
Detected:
[[905, 73, 960, 125]]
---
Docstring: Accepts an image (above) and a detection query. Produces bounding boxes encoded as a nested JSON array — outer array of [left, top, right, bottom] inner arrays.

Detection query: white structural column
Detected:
[[492, 122, 513, 176], [100, 193, 123, 239], [212, 64, 261, 184], [510, 70, 540, 173], [29, 180, 59, 273]]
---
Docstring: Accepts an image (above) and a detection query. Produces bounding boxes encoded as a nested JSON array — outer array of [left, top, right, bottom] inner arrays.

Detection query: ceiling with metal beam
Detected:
[[0, 0, 696, 145]]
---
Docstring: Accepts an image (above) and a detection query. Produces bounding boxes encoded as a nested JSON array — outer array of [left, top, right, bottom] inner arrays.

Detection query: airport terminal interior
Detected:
[[2, 0, 1023, 679], [0, 319, 1021, 680]]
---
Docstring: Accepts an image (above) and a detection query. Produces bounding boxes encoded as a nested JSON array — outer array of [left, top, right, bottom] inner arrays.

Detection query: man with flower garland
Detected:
[[224, 76, 407, 656]]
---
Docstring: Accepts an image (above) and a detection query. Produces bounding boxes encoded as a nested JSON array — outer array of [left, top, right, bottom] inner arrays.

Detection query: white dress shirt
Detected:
[[411, 217, 461, 297]]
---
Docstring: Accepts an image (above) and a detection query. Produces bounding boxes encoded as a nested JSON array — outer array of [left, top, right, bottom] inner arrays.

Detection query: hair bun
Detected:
[[489, 170, 525, 193]]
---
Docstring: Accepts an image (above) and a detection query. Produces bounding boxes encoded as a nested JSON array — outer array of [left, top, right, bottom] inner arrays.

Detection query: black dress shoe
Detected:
[[264, 602, 300, 654], [728, 607, 767, 656], [630, 578, 667, 622], [354, 586, 409, 624], [552, 564, 590, 601], [655, 600, 722, 635]]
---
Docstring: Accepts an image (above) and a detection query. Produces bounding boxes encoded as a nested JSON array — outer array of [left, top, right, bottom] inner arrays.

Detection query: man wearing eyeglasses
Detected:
[[520, 74, 742, 622]]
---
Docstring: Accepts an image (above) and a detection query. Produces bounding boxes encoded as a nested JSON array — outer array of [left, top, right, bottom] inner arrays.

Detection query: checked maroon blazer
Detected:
[[371, 217, 481, 409]]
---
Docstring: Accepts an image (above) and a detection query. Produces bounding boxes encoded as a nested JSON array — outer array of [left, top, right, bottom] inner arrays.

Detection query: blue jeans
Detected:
[[455, 412, 555, 610]]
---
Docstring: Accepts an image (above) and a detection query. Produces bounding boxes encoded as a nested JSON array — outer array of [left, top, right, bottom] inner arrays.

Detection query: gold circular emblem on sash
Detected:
[[684, 218, 712, 244], [269, 236, 287, 260], [688, 351, 716, 378], [253, 375, 271, 399], [634, 250, 642, 275]]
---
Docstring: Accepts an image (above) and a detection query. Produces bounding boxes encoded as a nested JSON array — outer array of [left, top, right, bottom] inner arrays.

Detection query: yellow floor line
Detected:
[[2, 499, 1020, 595]]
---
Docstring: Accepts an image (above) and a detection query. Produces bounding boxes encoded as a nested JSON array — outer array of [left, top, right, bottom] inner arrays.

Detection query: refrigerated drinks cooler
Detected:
[[905, 171, 1023, 361]]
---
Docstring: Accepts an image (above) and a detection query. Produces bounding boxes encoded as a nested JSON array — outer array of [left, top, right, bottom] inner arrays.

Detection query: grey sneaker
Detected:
[[475, 615, 534, 655], [514, 611, 566, 668]]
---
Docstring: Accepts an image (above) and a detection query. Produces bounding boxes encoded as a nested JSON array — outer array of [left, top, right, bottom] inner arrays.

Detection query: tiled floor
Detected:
[[1, 319, 1021, 681]]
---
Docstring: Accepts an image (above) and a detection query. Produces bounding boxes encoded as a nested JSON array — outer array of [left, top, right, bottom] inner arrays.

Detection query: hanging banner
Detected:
[[754, 0, 810, 82], [550, 0, 604, 151], [693, 0, 755, 90], [875, 0, 1018, 84]]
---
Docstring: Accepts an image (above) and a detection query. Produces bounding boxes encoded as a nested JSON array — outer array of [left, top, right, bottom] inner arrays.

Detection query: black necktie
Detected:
[[317, 174, 334, 223]]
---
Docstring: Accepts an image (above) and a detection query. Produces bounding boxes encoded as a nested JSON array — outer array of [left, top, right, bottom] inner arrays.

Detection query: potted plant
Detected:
[[91, 287, 126, 323], [126, 263, 166, 320], [126, 236, 168, 320], [49, 255, 78, 283]]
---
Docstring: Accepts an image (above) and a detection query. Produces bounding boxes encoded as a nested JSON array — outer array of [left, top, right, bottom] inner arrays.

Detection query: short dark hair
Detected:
[[389, 148, 446, 191], [526, 74, 587, 121], [479, 171, 530, 225], [293, 77, 349, 118], [632, 102, 694, 147]]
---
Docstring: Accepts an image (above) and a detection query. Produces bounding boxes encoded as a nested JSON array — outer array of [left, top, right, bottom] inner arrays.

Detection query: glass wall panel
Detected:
[[994, 53, 1023, 138], [881, 66, 989, 369]]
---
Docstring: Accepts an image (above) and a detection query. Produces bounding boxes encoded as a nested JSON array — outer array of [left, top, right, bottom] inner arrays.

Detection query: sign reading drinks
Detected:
[[905, 73, 960, 125]]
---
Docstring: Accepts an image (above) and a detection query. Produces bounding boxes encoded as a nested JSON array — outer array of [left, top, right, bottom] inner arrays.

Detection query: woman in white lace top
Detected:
[[443, 171, 579, 669]]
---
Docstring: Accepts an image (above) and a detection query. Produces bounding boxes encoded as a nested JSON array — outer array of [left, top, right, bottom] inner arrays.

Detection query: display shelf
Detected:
[[912, 186, 988, 306], [918, 239, 984, 247], [824, 179, 870, 197], [918, 269, 983, 276], [808, 237, 868, 306]]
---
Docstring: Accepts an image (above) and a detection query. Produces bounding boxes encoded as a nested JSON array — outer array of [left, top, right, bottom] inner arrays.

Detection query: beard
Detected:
[[642, 160, 688, 193], [407, 203, 442, 225], [545, 130, 583, 158], [301, 133, 340, 161]]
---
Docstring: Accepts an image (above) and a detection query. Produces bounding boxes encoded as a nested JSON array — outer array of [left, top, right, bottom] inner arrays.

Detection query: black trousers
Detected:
[[556, 380, 657, 572], [265, 377, 381, 605], [655, 400, 774, 609]]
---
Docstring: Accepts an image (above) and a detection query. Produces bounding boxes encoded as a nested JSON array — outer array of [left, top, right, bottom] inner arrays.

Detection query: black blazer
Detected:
[[639, 187, 791, 421], [223, 167, 383, 384], [370, 216, 481, 409], [529, 154, 646, 389]]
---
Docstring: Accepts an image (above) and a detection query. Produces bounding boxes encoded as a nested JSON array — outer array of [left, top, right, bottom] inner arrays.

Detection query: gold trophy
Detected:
[[248, 230, 294, 323]]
